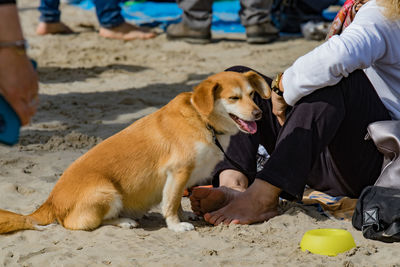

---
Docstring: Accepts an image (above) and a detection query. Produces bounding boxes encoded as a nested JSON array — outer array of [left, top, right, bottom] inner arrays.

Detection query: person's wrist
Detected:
[[271, 72, 284, 97], [0, 40, 28, 56]]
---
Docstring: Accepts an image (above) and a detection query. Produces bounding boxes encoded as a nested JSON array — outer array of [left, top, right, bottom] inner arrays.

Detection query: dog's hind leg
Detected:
[[62, 182, 122, 231], [162, 169, 194, 232]]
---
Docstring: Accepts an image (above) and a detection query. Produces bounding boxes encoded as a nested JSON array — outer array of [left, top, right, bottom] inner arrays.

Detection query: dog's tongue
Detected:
[[238, 119, 257, 134]]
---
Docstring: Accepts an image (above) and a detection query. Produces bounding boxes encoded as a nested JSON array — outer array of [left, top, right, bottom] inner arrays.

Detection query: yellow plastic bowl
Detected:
[[300, 228, 356, 256]]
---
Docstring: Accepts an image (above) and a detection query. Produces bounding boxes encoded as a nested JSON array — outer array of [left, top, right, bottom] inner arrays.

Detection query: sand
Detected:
[[0, 0, 399, 266]]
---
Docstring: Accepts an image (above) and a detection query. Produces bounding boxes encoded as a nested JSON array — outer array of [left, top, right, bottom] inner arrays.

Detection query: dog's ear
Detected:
[[191, 79, 219, 117], [244, 71, 271, 99]]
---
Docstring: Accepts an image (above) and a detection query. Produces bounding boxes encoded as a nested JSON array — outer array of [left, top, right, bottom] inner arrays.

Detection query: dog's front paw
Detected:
[[168, 222, 195, 232]]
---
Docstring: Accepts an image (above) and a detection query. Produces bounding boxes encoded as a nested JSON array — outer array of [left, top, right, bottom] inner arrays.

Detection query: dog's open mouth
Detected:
[[229, 114, 257, 134]]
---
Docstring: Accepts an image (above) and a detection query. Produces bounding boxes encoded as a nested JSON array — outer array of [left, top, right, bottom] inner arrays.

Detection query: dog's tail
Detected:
[[0, 201, 55, 234]]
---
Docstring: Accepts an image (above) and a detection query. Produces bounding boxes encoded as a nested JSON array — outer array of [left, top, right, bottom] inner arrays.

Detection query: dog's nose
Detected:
[[253, 109, 262, 120]]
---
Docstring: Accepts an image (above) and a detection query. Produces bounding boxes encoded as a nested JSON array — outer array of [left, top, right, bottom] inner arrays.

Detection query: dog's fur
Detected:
[[0, 71, 270, 233]]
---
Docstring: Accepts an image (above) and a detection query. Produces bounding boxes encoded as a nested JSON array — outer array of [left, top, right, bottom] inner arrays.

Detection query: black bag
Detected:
[[271, 0, 336, 33], [352, 120, 400, 242], [352, 186, 400, 243]]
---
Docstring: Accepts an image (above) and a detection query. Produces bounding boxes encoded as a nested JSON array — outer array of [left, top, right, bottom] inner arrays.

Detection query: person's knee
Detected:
[[291, 87, 345, 120], [225, 65, 253, 73], [224, 66, 272, 84]]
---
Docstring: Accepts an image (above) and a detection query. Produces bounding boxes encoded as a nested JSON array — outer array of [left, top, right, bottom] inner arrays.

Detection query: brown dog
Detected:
[[0, 71, 270, 233]]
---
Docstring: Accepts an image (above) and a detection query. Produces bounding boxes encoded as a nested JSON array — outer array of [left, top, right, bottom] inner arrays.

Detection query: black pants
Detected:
[[213, 66, 391, 200]]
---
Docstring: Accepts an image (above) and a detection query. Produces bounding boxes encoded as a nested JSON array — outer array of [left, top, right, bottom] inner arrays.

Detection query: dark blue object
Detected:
[[322, 10, 337, 21], [30, 59, 37, 70], [0, 95, 21, 146]]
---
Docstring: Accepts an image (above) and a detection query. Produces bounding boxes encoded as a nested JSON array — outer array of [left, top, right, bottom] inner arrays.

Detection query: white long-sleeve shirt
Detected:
[[282, 0, 400, 119]]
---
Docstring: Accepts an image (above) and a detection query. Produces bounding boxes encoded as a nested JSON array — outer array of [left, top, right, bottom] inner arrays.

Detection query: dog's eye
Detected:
[[229, 96, 240, 100]]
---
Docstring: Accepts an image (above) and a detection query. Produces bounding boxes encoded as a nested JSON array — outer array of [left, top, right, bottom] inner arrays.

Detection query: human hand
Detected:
[[271, 74, 287, 126], [219, 169, 248, 192], [0, 48, 38, 125]]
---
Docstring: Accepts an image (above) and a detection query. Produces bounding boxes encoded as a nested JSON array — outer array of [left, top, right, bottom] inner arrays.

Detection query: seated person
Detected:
[[190, 0, 400, 225]]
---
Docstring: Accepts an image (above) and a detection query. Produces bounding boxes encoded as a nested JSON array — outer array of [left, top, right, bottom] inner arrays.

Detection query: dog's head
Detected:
[[191, 71, 271, 135]]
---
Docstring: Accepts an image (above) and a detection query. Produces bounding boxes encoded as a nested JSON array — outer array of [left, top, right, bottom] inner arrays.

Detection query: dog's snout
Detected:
[[253, 109, 262, 120]]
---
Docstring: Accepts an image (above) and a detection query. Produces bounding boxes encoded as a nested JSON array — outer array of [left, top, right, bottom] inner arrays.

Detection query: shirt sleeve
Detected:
[[282, 3, 387, 106], [0, 0, 16, 4]]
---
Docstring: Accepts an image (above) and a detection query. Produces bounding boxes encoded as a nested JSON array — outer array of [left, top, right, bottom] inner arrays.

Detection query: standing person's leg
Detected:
[[166, 0, 213, 44], [36, 0, 74, 35], [95, 0, 155, 40], [178, 0, 213, 30], [195, 70, 390, 225], [38, 0, 60, 23], [239, 0, 279, 44]]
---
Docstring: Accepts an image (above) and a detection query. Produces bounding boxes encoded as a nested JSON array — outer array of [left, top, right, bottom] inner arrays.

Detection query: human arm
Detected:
[[271, 73, 287, 125], [281, 2, 387, 106], [0, 3, 38, 125]]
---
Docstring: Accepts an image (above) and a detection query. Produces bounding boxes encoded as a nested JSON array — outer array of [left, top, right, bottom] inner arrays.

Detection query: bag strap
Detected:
[[383, 221, 400, 237], [207, 124, 256, 178]]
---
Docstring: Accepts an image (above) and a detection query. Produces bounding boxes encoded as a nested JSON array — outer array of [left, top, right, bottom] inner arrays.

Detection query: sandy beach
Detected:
[[0, 0, 399, 266]]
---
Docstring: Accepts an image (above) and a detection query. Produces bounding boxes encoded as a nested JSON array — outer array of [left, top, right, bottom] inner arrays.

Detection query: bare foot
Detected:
[[99, 22, 156, 41], [203, 179, 281, 225], [36, 22, 74, 35], [190, 169, 248, 216], [190, 186, 240, 216]]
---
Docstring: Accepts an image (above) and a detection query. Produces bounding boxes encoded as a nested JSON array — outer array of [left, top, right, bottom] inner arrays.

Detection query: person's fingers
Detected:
[[277, 114, 286, 126], [12, 101, 29, 125], [28, 95, 38, 116], [21, 73, 39, 125], [29, 77, 39, 99], [271, 94, 287, 126], [12, 93, 38, 125], [272, 108, 285, 126]]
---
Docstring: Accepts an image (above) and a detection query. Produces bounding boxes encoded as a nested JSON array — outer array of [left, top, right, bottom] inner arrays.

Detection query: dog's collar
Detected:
[[206, 124, 225, 153], [206, 124, 225, 136], [206, 124, 255, 177]]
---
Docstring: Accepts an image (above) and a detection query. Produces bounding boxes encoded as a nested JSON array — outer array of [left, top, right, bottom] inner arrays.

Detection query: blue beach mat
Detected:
[[73, 0, 246, 33], [73, 0, 342, 34]]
